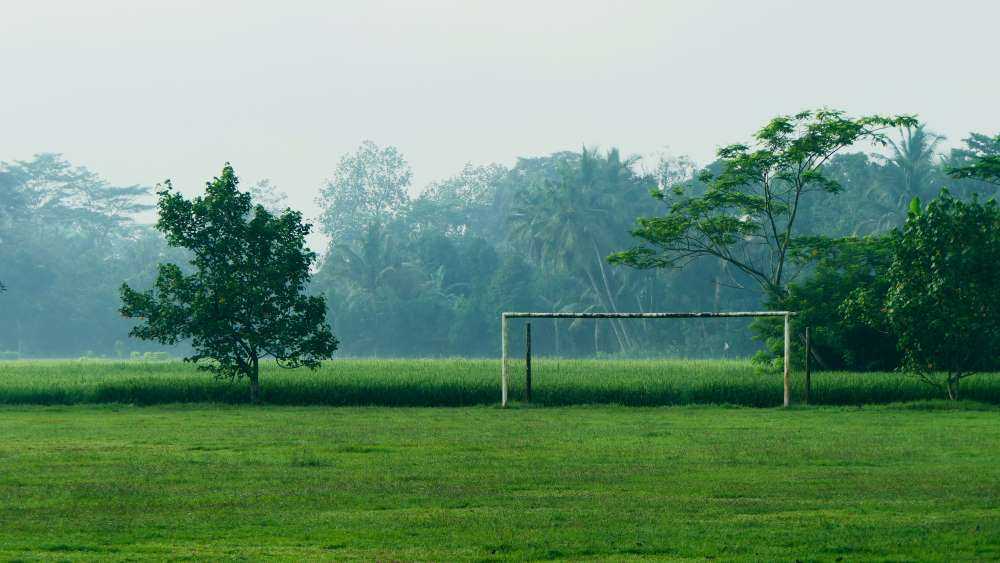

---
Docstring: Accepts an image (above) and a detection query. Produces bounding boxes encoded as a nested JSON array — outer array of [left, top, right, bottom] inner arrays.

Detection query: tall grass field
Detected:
[[1, 358, 997, 406]]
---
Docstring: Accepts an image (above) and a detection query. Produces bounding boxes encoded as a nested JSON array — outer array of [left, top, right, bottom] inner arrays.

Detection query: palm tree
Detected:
[[882, 125, 945, 207], [325, 221, 398, 295], [508, 148, 654, 353]]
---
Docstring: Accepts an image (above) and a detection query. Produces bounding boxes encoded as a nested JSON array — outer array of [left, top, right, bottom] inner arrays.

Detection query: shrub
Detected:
[[847, 192, 1000, 399], [752, 236, 900, 371]]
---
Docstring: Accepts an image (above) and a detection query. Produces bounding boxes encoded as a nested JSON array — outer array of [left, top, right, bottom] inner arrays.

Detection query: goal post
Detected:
[[500, 311, 798, 408]]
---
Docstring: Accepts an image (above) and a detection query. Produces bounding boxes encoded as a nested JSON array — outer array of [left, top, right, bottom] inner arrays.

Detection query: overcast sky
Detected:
[[3, 0, 998, 228]]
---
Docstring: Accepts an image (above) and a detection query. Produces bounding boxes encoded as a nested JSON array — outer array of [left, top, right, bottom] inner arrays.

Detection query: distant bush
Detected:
[[0, 351, 20, 361]]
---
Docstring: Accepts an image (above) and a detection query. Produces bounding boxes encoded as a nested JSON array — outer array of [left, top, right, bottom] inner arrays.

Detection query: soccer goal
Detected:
[[499, 311, 798, 408]]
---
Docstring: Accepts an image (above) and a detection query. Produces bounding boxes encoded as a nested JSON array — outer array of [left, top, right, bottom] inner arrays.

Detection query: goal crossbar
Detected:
[[500, 311, 798, 408], [503, 311, 794, 319]]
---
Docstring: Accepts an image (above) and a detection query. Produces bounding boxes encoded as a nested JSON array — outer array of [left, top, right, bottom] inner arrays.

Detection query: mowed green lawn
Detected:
[[1, 404, 997, 560]]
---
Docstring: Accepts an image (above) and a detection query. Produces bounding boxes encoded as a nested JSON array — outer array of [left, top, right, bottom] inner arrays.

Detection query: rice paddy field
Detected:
[[0, 358, 998, 406]]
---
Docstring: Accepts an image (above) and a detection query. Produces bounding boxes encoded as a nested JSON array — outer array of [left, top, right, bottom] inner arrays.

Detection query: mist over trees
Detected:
[[1, 122, 998, 361], [609, 110, 917, 297], [0, 154, 187, 358]]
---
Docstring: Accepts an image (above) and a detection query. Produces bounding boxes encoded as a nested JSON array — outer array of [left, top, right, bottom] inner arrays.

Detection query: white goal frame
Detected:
[[500, 311, 797, 408]]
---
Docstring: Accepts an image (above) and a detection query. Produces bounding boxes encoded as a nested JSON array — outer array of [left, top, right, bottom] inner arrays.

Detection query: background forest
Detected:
[[1, 126, 997, 361]]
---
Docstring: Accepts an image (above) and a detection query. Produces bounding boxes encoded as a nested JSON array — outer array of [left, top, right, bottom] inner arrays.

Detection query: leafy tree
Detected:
[[0, 154, 162, 357], [753, 235, 900, 371], [317, 141, 411, 244], [847, 192, 1000, 399], [509, 148, 658, 352], [947, 132, 1000, 187], [795, 152, 895, 236], [610, 110, 917, 298], [414, 163, 508, 237], [880, 125, 945, 205], [247, 179, 289, 214], [120, 165, 338, 402]]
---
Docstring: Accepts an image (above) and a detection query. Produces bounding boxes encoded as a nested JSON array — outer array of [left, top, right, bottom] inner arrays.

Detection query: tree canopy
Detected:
[[317, 140, 412, 245], [0, 154, 163, 357], [3, 118, 997, 363], [844, 191, 1000, 399], [120, 165, 337, 402], [609, 110, 917, 298], [947, 132, 1000, 186]]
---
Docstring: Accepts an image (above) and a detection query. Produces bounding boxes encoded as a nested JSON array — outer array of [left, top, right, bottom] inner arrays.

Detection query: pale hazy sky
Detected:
[[3, 0, 998, 226]]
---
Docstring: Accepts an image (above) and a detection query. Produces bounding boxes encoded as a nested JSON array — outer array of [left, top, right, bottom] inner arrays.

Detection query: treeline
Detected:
[[0, 155, 185, 358], [0, 126, 997, 359]]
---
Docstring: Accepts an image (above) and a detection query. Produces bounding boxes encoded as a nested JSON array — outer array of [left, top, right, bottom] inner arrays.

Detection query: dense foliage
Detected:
[[845, 192, 1000, 399], [946, 132, 1000, 186], [752, 235, 900, 371], [120, 165, 337, 401], [609, 110, 916, 297], [315, 146, 759, 358], [1, 117, 998, 364], [0, 155, 182, 358]]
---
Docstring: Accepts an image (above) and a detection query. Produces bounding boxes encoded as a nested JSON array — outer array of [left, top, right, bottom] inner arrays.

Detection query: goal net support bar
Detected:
[[500, 311, 798, 408]]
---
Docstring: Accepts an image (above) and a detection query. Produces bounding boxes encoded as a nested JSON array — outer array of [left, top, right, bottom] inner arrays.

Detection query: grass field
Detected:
[[0, 403, 997, 560], [1, 358, 998, 406]]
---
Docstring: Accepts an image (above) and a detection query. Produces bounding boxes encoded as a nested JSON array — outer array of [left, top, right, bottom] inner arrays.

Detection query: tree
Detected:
[[0, 154, 160, 358], [247, 179, 289, 214], [610, 109, 917, 298], [847, 191, 1000, 399], [947, 132, 1000, 187], [120, 165, 338, 402], [317, 141, 411, 244], [753, 235, 900, 371], [415, 163, 508, 236], [880, 124, 945, 206], [508, 148, 657, 353], [796, 152, 896, 236]]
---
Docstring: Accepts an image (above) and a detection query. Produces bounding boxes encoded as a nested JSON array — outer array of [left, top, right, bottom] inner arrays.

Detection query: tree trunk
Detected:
[[713, 259, 723, 312], [584, 269, 626, 353], [799, 333, 832, 370], [16, 318, 24, 358], [592, 239, 633, 350], [636, 293, 649, 341], [249, 354, 261, 404], [946, 374, 960, 401]]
